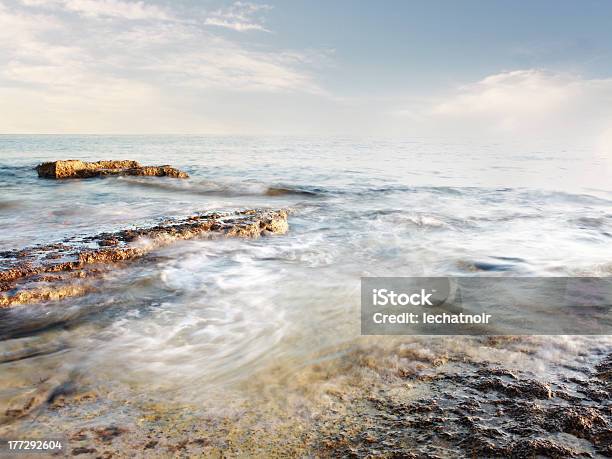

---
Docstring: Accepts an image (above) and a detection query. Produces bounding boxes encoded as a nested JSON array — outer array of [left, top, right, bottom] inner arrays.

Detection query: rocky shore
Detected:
[[0, 209, 288, 307], [312, 344, 611, 458], [1, 159, 609, 459], [1, 337, 609, 458], [36, 160, 189, 179]]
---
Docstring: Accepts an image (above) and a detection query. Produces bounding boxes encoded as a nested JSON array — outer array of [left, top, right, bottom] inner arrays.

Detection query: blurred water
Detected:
[[0, 135, 611, 404]]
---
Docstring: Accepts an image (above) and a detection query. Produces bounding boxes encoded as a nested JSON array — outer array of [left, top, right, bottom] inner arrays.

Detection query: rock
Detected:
[[315, 349, 612, 458], [36, 160, 188, 179], [0, 209, 289, 307], [71, 446, 97, 455], [595, 354, 611, 381], [508, 439, 580, 458], [1, 376, 71, 423], [474, 377, 553, 399]]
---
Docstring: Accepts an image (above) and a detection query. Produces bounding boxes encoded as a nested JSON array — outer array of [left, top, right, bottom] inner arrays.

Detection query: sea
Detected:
[[0, 135, 610, 450]]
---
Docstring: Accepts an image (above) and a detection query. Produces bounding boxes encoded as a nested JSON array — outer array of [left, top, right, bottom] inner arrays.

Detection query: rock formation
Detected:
[[36, 160, 189, 179], [0, 209, 288, 307]]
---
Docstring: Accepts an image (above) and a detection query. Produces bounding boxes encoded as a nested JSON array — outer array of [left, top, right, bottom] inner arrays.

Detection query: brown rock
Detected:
[[1, 209, 289, 307], [36, 159, 188, 179]]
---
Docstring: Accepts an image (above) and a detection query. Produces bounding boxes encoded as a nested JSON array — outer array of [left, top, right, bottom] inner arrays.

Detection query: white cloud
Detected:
[[205, 1, 271, 32], [394, 70, 612, 151], [20, 0, 171, 20], [0, 0, 323, 133], [430, 70, 611, 131]]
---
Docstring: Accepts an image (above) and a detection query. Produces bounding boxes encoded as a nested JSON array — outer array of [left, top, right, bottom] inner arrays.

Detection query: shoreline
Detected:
[[0, 155, 610, 458], [1, 335, 609, 457]]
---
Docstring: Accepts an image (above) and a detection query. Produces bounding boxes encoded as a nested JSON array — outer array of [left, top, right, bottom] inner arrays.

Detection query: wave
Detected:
[[112, 180, 507, 199], [265, 186, 322, 196], [456, 259, 525, 273], [115, 177, 325, 198]]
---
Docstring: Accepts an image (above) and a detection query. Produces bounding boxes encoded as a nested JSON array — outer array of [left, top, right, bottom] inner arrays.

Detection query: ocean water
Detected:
[[0, 135, 611, 414]]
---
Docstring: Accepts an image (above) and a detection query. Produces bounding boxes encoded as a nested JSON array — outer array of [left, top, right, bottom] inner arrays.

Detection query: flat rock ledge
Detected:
[[0, 209, 288, 307], [36, 160, 189, 179]]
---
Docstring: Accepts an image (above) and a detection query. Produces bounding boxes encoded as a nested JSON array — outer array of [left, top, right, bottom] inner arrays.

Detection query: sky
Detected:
[[1, 0, 612, 149]]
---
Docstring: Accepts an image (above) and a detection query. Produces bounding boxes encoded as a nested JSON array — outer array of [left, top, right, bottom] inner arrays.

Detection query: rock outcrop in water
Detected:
[[0, 209, 288, 307], [36, 160, 189, 179]]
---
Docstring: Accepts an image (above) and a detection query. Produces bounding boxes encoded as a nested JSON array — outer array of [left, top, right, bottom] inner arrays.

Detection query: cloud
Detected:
[[205, 1, 272, 32], [394, 70, 612, 151], [430, 70, 610, 130], [20, 0, 171, 20], [4, 0, 610, 140], [0, 0, 323, 133]]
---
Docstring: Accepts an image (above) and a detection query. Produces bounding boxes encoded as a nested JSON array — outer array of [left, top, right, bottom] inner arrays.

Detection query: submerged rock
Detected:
[[36, 160, 189, 179], [0, 209, 288, 307]]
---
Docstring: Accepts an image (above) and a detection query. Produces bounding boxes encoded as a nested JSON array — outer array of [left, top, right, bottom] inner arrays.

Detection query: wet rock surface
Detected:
[[1, 338, 608, 458], [308, 344, 612, 459], [333, 368, 610, 458], [0, 209, 289, 307], [36, 160, 189, 179]]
